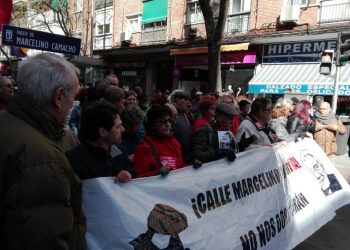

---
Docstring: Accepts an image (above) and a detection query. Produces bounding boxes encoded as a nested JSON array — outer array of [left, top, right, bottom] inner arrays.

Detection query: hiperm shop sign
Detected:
[[263, 40, 337, 63], [82, 139, 350, 250], [1, 25, 81, 55]]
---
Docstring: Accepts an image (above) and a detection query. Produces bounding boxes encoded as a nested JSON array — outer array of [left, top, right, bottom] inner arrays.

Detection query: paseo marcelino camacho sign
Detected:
[[1, 25, 81, 56]]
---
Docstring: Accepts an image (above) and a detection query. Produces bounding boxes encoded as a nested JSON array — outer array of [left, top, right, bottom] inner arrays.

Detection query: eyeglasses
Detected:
[[156, 118, 173, 125]]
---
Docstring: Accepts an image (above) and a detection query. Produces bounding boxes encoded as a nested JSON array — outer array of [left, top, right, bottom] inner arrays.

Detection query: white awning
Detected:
[[248, 63, 350, 96]]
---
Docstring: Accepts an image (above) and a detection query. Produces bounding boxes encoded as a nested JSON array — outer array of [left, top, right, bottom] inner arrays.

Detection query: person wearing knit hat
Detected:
[[133, 104, 185, 177], [129, 204, 188, 250], [103, 86, 125, 113]]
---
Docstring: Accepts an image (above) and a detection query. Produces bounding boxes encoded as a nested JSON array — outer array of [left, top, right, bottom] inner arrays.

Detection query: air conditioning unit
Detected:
[[120, 32, 131, 42], [280, 5, 300, 23]]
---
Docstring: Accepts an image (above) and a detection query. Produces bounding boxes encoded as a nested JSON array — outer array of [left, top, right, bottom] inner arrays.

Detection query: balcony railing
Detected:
[[319, 1, 350, 23], [224, 13, 250, 34], [94, 35, 112, 50], [141, 26, 166, 44]]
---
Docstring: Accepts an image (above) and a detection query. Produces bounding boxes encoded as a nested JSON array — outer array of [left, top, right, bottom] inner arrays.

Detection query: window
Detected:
[[74, 29, 82, 38], [229, 0, 251, 14], [127, 14, 141, 33], [285, 0, 313, 6], [186, 2, 203, 24], [95, 8, 113, 35], [95, 0, 113, 10], [76, 0, 83, 12]]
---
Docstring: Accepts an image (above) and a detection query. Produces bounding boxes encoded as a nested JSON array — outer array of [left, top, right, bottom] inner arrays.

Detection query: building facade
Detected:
[[4, 0, 350, 104]]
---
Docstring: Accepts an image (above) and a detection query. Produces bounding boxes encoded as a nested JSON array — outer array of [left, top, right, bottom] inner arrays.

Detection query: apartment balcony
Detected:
[[224, 13, 250, 34], [141, 26, 166, 44], [319, 1, 350, 23]]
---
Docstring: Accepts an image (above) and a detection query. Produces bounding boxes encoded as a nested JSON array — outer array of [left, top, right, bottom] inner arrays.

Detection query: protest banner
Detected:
[[83, 139, 350, 250]]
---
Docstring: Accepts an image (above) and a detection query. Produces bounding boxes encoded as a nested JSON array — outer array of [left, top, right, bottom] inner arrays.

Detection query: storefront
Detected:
[[170, 43, 256, 93], [247, 37, 350, 110]]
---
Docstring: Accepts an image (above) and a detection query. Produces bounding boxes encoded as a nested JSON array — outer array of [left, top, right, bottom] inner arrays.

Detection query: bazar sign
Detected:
[[263, 40, 337, 63], [249, 84, 350, 96], [1, 25, 81, 55]]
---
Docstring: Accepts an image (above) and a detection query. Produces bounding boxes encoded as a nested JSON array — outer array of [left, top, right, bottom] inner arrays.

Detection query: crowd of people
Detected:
[[0, 53, 348, 249]]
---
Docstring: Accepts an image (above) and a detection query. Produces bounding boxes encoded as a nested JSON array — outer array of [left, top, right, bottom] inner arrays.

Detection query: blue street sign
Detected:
[[1, 25, 81, 56]]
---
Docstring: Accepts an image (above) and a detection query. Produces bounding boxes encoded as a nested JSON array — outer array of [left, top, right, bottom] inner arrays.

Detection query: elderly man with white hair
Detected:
[[0, 53, 85, 249], [314, 101, 346, 158]]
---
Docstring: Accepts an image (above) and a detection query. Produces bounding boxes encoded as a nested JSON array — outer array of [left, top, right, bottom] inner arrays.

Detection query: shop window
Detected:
[[186, 1, 204, 24]]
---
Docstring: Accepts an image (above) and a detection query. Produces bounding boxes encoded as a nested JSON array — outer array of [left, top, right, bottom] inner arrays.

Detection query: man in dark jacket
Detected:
[[191, 103, 238, 163], [0, 53, 85, 250], [172, 91, 192, 164], [66, 100, 136, 181]]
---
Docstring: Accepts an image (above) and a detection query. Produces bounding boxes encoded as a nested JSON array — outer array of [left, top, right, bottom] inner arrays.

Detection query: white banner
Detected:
[[83, 139, 350, 250]]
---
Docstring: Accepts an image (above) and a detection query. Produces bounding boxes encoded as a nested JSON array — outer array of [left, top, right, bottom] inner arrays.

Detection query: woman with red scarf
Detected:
[[133, 104, 184, 177]]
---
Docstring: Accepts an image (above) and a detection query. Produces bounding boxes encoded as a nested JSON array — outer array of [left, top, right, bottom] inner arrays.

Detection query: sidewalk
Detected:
[[333, 152, 350, 183], [294, 152, 350, 250]]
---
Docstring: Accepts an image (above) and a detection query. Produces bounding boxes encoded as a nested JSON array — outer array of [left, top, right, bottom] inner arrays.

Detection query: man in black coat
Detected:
[[66, 100, 135, 181]]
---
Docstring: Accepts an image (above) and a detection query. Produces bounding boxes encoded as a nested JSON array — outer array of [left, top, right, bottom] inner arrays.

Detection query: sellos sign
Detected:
[[1, 25, 81, 56]]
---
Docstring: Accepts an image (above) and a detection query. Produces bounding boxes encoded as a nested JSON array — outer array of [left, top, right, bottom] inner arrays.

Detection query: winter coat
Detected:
[[173, 112, 192, 164], [66, 143, 136, 180], [133, 134, 184, 177], [191, 124, 219, 163], [270, 116, 290, 141], [191, 122, 238, 163], [286, 116, 315, 134], [118, 123, 145, 156], [313, 117, 346, 155], [0, 95, 86, 250], [236, 115, 275, 150]]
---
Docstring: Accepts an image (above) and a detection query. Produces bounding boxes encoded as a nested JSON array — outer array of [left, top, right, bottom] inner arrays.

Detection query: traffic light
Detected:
[[338, 31, 350, 66], [319, 49, 334, 75]]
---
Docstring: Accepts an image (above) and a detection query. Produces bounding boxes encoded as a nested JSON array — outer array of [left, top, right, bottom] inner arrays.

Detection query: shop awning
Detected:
[[170, 43, 250, 56], [248, 63, 350, 96], [141, 0, 168, 24]]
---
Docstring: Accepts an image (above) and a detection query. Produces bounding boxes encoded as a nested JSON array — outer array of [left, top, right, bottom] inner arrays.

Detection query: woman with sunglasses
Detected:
[[133, 104, 184, 177]]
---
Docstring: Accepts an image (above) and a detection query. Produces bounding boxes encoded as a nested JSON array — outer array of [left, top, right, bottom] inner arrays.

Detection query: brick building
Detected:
[[4, 0, 350, 107], [81, 0, 350, 102]]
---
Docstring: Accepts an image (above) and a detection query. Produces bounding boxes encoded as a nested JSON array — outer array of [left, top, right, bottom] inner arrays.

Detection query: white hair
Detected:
[[16, 53, 80, 107]]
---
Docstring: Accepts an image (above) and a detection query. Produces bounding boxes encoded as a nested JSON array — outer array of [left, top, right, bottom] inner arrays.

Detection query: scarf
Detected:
[[314, 111, 335, 125]]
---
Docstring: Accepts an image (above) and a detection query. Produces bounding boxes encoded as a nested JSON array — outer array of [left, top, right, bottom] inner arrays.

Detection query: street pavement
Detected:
[[294, 151, 350, 250]]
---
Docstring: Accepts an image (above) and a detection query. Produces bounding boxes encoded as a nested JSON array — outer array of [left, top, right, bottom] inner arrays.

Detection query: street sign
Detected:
[[1, 25, 81, 56]]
